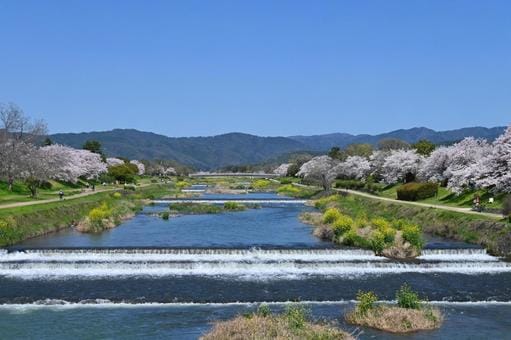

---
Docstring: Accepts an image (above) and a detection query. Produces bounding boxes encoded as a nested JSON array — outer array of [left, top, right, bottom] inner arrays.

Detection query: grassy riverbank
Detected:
[[302, 202, 423, 259], [312, 193, 511, 256], [0, 184, 173, 246]]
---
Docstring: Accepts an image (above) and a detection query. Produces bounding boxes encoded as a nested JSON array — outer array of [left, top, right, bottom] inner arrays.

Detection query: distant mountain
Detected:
[[51, 126, 506, 169], [51, 129, 307, 170], [289, 126, 506, 150]]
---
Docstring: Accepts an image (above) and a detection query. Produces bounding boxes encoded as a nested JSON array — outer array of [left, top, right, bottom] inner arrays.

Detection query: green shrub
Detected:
[[370, 231, 386, 254], [356, 290, 378, 315], [323, 208, 342, 224], [223, 201, 245, 210], [396, 284, 421, 309], [256, 304, 272, 317], [0, 217, 20, 245], [335, 179, 365, 190], [343, 229, 371, 248], [40, 181, 53, 190], [503, 195, 511, 220], [332, 215, 353, 236], [252, 179, 272, 190], [371, 217, 391, 232], [88, 203, 112, 225], [279, 178, 292, 185], [112, 192, 122, 199], [284, 305, 309, 330], [161, 211, 169, 220], [397, 182, 438, 201], [402, 224, 424, 249]]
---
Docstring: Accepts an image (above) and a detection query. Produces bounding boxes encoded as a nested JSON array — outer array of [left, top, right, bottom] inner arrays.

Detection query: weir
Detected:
[[153, 199, 307, 204], [0, 247, 507, 279]]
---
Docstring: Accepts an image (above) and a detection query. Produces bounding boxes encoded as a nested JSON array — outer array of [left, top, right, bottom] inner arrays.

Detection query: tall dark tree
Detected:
[[413, 139, 436, 156], [328, 146, 345, 160], [378, 138, 410, 151], [83, 140, 102, 154]]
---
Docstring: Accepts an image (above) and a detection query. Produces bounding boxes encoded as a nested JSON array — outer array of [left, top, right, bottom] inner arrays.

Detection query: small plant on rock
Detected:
[[396, 283, 421, 309], [356, 290, 378, 316]]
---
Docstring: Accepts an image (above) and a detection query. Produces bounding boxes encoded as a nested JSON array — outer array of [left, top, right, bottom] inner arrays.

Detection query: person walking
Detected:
[[58, 190, 64, 200]]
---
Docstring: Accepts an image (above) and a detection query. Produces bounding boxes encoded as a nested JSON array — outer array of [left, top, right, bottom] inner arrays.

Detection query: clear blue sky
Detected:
[[1, 1, 509, 137]]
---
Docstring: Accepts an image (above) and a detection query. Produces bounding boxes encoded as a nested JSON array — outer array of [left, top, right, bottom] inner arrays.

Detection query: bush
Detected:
[[40, 181, 53, 190], [279, 178, 292, 185], [370, 231, 386, 254], [88, 203, 112, 226], [332, 215, 353, 236], [0, 217, 20, 245], [396, 182, 438, 201], [356, 290, 378, 315], [396, 284, 421, 309], [112, 192, 122, 199], [161, 211, 169, 220], [252, 179, 272, 190], [503, 195, 511, 220], [402, 224, 424, 249], [335, 179, 365, 190], [284, 305, 309, 330], [256, 304, 271, 317], [224, 201, 245, 210], [323, 208, 342, 224]]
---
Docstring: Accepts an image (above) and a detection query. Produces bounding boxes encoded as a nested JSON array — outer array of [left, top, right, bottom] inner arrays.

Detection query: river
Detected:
[[1, 193, 510, 339]]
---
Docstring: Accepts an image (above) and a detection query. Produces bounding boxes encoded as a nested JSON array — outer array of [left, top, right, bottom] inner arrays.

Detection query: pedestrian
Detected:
[[92, 183, 95, 191], [59, 190, 64, 200]]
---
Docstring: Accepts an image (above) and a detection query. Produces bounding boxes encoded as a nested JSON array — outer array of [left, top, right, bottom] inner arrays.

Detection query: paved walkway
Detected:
[[0, 184, 154, 210], [337, 188, 502, 219], [291, 182, 502, 219]]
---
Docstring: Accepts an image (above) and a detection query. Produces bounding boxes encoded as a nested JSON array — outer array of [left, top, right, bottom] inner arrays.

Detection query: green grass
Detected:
[[0, 176, 167, 206], [378, 184, 504, 210], [314, 193, 511, 257], [0, 184, 174, 246]]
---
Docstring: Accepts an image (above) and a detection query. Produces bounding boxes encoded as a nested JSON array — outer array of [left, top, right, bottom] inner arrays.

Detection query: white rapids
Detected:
[[0, 247, 508, 280]]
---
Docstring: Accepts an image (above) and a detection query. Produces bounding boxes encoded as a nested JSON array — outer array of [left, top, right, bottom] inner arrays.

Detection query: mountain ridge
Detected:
[[51, 126, 506, 169]]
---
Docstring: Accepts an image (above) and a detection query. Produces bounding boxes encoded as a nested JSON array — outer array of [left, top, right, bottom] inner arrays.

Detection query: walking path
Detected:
[[0, 184, 154, 210], [291, 183, 502, 219]]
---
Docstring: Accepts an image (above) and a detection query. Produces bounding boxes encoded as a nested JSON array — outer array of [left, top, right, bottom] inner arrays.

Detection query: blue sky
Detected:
[[0, 1, 509, 137]]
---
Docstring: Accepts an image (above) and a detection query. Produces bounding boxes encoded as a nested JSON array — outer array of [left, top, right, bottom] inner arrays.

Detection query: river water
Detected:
[[1, 193, 510, 339]]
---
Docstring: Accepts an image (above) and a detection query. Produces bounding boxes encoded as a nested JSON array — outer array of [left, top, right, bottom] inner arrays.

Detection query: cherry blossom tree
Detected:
[[106, 157, 124, 167], [273, 163, 291, 177], [381, 150, 423, 184], [130, 160, 145, 175], [0, 103, 47, 190], [331, 156, 371, 180], [40, 145, 107, 183], [74, 149, 107, 180], [19, 145, 55, 197], [369, 150, 389, 180], [41, 144, 83, 183], [418, 146, 451, 183], [442, 138, 490, 194], [297, 156, 339, 190], [474, 126, 511, 193]]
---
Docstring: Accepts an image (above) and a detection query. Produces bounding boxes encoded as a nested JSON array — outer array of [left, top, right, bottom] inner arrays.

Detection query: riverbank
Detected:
[[313, 193, 511, 257], [0, 184, 173, 246]]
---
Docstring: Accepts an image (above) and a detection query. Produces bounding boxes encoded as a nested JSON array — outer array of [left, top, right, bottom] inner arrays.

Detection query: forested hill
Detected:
[[289, 126, 506, 151], [51, 126, 506, 169]]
